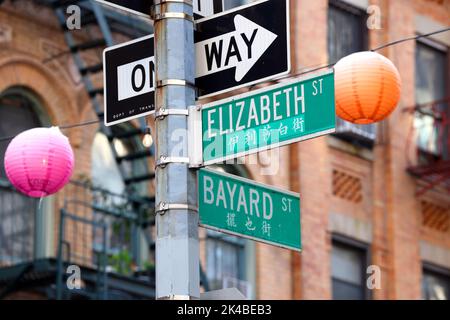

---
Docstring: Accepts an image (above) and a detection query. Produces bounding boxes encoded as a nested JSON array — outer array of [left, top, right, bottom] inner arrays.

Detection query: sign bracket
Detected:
[[156, 155, 190, 168], [152, 0, 195, 22], [157, 79, 195, 88], [153, 12, 194, 23], [156, 202, 198, 216], [188, 105, 204, 168], [155, 108, 189, 120]]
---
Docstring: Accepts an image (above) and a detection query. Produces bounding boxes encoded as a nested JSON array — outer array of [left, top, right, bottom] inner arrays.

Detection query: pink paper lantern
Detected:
[[4, 127, 74, 198]]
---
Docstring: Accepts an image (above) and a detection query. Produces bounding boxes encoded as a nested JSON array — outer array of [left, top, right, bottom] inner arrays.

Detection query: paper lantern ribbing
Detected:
[[334, 51, 401, 124], [4, 127, 74, 198]]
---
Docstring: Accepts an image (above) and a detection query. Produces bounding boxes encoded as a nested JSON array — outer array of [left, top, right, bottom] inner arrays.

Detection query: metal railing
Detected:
[[54, 180, 154, 299], [0, 179, 155, 298]]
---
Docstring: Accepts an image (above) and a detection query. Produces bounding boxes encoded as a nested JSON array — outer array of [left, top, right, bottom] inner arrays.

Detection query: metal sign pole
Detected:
[[151, 0, 199, 300]]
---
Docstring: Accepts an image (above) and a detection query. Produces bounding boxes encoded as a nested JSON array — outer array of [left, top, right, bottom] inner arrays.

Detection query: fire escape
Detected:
[[406, 97, 450, 196], [0, 0, 158, 300]]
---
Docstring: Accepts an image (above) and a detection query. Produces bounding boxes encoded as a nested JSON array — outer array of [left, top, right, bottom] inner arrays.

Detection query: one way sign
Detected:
[[195, 0, 290, 98]]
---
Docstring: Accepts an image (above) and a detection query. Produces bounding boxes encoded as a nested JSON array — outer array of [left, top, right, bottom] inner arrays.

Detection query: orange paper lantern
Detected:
[[334, 51, 401, 124]]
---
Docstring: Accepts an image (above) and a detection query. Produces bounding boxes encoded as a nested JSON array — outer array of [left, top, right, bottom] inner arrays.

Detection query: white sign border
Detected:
[[200, 69, 336, 166], [196, 0, 291, 100], [103, 34, 155, 127]]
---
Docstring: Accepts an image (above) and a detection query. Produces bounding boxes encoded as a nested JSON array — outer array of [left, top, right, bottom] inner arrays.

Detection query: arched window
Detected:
[[205, 165, 256, 299], [0, 88, 50, 266]]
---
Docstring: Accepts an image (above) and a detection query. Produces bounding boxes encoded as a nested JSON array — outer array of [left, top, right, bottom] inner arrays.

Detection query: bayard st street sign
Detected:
[[199, 70, 336, 165], [195, 0, 290, 98], [198, 168, 301, 251]]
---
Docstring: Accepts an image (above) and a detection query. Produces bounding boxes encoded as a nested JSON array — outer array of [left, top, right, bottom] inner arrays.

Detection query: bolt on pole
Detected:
[[151, 0, 200, 300]]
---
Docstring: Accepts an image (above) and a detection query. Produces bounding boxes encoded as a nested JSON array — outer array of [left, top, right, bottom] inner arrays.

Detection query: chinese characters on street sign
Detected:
[[200, 70, 335, 165]]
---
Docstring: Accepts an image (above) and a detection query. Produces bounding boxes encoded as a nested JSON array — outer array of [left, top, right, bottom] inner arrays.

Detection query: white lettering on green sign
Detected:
[[206, 84, 305, 139], [201, 70, 335, 165], [202, 175, 275, 220]]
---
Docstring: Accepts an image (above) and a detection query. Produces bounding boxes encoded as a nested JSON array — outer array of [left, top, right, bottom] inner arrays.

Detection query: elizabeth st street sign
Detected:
[[103, 0, 290, 125], [190, 70, 336, 166]]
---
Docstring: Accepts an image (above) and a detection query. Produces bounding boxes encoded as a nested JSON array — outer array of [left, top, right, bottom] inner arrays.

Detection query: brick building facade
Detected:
[[0, 0, 449, 300]]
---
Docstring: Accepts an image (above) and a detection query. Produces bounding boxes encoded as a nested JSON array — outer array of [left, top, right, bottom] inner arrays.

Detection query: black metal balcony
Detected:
[[0, 179, 156, 299]]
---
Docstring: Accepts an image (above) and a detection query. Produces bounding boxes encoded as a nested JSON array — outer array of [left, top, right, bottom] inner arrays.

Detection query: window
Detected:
[[205, 165, 254, 298], [327, 0, 367, 63], [0, 90, 49, 265], [331, 237, 368, 300], [414, 41, 449, 159], [328, 0, 376, 146], [206, 231, 246, 289], [422, 264, 450, 300], [416, 42, 447, 107]]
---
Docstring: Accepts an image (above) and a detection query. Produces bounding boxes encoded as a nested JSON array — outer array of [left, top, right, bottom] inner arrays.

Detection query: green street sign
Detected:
[[198, 169, 301, 251], [200, 69, 335, 165]]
